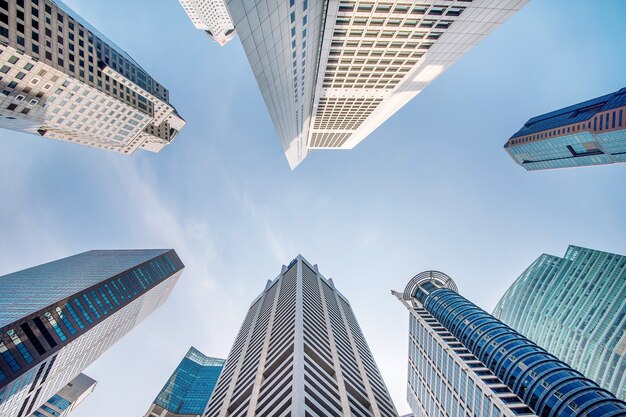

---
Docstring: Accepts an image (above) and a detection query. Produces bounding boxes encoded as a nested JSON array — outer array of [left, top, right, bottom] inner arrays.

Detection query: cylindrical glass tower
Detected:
[[395, 270, 626, 417]]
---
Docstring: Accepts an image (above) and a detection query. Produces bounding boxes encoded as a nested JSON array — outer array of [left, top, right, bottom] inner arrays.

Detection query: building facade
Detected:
[[144, 347, 224, 417], [205, 255, 397, 417], [493, 246, 626, 401], [394, 270, 626, 417], [178, 0, 236, 46], [504, 87, 626, 170], [31, 373, 96, 417], [0, 249, 185, 417], [225, 0, 528, 168], [0, 0, 185, 154]]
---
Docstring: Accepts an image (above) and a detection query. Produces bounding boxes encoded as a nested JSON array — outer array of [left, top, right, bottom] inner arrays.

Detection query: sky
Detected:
[[0, 0, 625, 416]]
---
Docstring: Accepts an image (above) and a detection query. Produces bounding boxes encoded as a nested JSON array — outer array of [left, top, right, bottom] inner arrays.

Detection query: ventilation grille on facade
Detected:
[[310, 132, 352, 148], [313, 97, 383, 131]]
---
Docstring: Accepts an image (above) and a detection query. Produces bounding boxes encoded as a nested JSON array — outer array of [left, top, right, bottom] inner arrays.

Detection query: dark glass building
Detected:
[[505, 87, 626, 170], [144, 347, 224, 417], [0, 249, 184, 417], [394, 271, 626, 417]]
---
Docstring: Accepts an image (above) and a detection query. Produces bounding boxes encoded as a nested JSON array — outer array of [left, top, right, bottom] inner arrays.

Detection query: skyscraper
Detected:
[[144, 347, 224, 417], [205, 255, 397, 417], [0, 249, 184, 417], [0, 0, 185, 154], [31, 373, 96, 417], [224, 0, 528, 168], [504, 87, 626, 170], [393, 270, 626, 417], [178, 0, 236, 46], [493, 245, 626, 401]]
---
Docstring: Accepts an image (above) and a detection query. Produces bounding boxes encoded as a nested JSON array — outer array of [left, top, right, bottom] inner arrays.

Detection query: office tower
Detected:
[[205, 255, 397, 417], [225, 0, 528, 168], [493, 245, 626, 401], [31, 373, 96, 417], [504, 87, 626, 170], [0, 0, 185, 154], [144, 347, 225, 417], [178, 0, 236, 46], [393, 270, 626, 417], [0, 249, 184, 417]]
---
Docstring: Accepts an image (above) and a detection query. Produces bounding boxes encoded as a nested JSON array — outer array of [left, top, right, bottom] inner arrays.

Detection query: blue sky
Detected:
[[0, 0, 625, 415]]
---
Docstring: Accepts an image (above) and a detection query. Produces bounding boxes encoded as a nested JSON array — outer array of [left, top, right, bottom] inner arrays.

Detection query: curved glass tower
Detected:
[[394, 270, 626, 417], [493, 245, 626, 401]]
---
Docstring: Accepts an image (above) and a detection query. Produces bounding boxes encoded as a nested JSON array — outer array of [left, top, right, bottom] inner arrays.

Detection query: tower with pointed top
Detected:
[[205, 256, 397, 417]]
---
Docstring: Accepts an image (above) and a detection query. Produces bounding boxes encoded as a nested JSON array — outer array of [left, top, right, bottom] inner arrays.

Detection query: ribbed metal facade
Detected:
[[493, 246, 626, 401], [395, 271, 626, 417], [204, 255, 397, 417]]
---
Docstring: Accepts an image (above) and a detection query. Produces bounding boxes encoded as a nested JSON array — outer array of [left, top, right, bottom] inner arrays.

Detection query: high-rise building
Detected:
[[31, 373, 96, 417], [393, 270, 626, 417], [205, 255, 397, 417], [144, 347, 224, 417], [493, 246, 626, 401], [0, 0, 186, 154], [224, 0, 528, 168], [0, 249, 185, 417], [178, 0, 236, 46], [504, 87, 626, 170]]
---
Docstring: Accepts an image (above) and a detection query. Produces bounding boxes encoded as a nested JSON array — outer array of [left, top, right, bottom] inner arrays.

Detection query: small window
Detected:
[[15, 94, 25, 101]]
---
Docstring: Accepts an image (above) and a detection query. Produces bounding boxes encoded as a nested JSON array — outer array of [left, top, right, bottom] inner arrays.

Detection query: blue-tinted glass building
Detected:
[[0, 249, 185, 417], [505, 87, 626, 170], [144, 347, 224, 417], [494, 246, 626, 401], [394, 271, 626, 417]]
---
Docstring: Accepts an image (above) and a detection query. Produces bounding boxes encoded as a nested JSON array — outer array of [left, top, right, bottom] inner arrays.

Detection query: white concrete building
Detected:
[[226, 0, 528, 168], [204, 256, 397, 417], [178, 0, 236, 46], [0, 0, 185, 155], [31, 373, 96, 417]]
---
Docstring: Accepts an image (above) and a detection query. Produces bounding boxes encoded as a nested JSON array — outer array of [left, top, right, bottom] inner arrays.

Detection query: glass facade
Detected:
[[148, 347, 224, 417], [395, 270, 626, 417], [493, 245, 626, 401], [505, 88, 626, 170], [0, 250, 184, 417]]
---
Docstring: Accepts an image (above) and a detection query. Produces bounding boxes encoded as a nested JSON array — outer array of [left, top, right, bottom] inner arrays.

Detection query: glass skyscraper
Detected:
[[493, 245, 626, 401], [0, 249, 185, 417], [31, 373, 96, 417], [144, 347, 224, 417], [504, 87, 626, 170], [205, 255, 397, 417], [394, 270, 626, 417]]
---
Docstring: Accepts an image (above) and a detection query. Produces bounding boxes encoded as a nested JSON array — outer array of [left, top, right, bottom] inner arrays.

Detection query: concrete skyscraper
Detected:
[[393, 270, 626, 417], [31, 373, 96, 417], [224, 0, 528, 168], [504, 87, 626, 170], [0, 249, 184, 417], [205, 255, 397, 417], [493, 246, 626, 401], [0, 0, 186, 154], [178, 0, 236, 46], [144, 347, 224, 417]]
